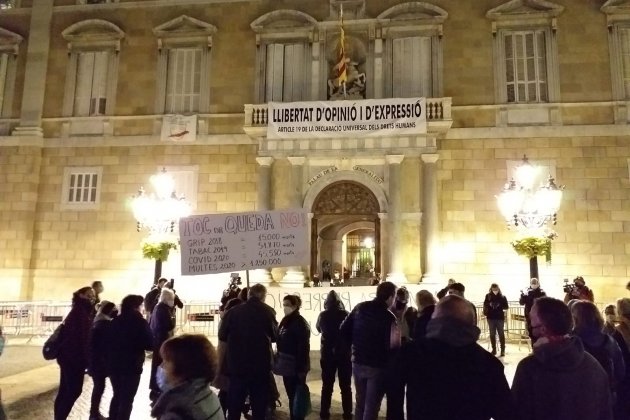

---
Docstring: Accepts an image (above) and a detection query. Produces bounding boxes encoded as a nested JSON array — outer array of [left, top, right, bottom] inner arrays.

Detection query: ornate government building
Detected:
[[1, 0, 629, 303]]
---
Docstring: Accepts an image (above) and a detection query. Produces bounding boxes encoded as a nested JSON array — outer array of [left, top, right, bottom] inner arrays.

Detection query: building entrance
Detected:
[[310, 181, 381, 285]]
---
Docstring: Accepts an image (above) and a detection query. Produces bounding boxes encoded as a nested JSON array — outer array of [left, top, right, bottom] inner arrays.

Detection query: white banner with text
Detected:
[[179, 209, 309, 276], [267, 98, 427, 139]]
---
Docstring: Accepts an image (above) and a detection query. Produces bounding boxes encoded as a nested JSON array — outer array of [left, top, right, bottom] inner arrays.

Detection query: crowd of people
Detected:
[[44, 273, 630, 420]]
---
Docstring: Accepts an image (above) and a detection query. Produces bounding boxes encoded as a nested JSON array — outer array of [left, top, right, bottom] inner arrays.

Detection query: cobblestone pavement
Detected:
[[1, 340, 529, 419]]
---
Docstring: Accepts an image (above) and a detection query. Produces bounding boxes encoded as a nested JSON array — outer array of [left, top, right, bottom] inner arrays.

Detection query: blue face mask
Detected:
[[156, 366, 172, 392]]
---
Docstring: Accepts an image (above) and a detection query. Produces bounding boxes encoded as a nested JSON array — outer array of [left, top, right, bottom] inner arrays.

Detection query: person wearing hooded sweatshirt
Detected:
[[404, 294, 514, 420], [88, 300, 118, 420], [54, 286, 96, 420], [107, 294, 153, 420], [316, 290, 352, 420], [149, 288, 177, 403], [512, 297, 613, 420], [613, 298, 630, 419], [277, 294, 311, 420]]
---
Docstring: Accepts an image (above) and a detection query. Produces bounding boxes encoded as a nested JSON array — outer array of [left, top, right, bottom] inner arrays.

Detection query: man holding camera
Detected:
[[563, 276, 594, 304], [519, 278, 546, 342]]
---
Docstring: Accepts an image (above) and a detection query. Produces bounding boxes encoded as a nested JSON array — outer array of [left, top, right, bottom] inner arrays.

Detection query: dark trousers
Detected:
[[109, 372, 141, 420], [320, 357, 352, 419], [488, 318, 506, 352], [54, 363, 85, 420], [353, 363, 386, 420], [385, 352, 405, 420], [283, 375, 306, 420], [149, 345, 163, 396], [227, 374, 270, 420], [90, 372, 107, 417]]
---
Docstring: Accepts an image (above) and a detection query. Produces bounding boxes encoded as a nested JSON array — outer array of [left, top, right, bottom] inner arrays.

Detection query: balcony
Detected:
[[243, 97, 453, 138]]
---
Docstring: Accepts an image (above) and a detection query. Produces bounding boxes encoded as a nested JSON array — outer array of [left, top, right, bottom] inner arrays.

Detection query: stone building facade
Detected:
[[0, 0, 629, 303]]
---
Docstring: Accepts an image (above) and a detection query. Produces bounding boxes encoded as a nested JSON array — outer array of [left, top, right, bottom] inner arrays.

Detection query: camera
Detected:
[[228, 272, 242, 290], [563, 278, 575, 294]]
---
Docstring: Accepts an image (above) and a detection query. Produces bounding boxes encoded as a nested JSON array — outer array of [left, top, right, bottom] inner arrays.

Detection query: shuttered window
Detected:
[[392, 36, 432, 98], [265, 43, 306, 102], [620, 27, 630, 98], [67, 171, 98, 203], [504, 30, 548, 103], [165, 48, 202, 113], [74, 51, 109, 116]]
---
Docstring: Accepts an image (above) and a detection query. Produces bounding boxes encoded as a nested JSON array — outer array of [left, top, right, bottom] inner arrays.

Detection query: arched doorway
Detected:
[[310, 181, 381, 283]]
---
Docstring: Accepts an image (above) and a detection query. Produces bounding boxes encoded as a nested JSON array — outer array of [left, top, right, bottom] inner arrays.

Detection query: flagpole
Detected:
[[340, 4, 347, 99]]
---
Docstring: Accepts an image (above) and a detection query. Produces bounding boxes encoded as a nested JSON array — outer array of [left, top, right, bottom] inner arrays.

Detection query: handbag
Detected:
[[272, 352, 296, 376], [292, 383, 312, 418], [42, 323, 64, 360]]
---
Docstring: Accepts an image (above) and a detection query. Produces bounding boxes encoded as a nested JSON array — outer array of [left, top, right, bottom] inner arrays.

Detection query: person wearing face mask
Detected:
[[604, 305, 617, 335], [149, 288, 177, 404], [151, 334, 224, 420], [276, 294, 311, 420], [386, 287, 417, 420], [519, 278, 546, 343], [483, 283, 508, 357], [54, 286, 96, 420], [512, 297, 613, 420], [88, 301, 118, 420]]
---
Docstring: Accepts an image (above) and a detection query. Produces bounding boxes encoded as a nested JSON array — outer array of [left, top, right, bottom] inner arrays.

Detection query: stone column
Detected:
[[331, 239, 343, 275], [253, 157, 274, 285], [385, 155, 407, 284], [13, 0, 53, 137], [282, 157, 306, 287], [421, 153, 440, 283]]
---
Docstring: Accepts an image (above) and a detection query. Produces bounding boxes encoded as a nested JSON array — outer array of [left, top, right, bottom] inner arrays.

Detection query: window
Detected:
[[0, 28, 22, 120], [74, 51, 109, 116], [251, 10, 316, 103], [622, 27, 630, 98], [503, 30, 548, 103], [392, 36, 433, 98], [165, 48, 202, 113], [0, 0, 18, 9], [61, 20, 124, 119], [61, 167, 102, 209], [378, 3, 447, 99], [487, 0, 563, 106], [154, 16, 216, 115], [264, 43, 307, 102]]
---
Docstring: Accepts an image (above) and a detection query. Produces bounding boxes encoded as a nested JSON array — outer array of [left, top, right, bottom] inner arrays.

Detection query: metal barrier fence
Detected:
[[0, 301, 221, 339]]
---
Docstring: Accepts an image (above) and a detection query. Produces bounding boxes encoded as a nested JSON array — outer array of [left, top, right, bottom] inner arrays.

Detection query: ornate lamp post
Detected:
[[496, 155, 564, 279], [131, 168, 191, 284]]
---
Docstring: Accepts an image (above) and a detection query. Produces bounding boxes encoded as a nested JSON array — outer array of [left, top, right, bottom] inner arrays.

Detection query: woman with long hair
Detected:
[[483, 283, 508, 357]]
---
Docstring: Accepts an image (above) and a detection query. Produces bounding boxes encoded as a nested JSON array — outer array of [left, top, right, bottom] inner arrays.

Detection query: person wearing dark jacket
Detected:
[[107, 295, 153, 420], [277, 294, 311, 420], [149, 288, 177, 403], [412, 290, 436, 340], [145, 278, 168, 317], [54, 286, 96, 420], [405, 295, 514, 420], [340, 281, 398, 420], [512, 297, 612, 420], [519, 277, 546, 342], [316, 290, 352, 420], [88, 301, 117, 420], [612, 298, 630, 419], [483, 283, 509, 357], [218, 283, 278, 420], [436, 278, 456, 300]]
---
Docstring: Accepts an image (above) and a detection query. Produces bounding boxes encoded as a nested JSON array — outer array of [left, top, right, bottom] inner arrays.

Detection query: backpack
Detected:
[[583, 335, 615, 389], [42, 323, 65, 360]]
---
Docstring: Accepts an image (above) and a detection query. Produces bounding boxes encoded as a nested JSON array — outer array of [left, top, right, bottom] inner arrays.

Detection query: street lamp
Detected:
[[131, 168, 191, 284], [496, 155, 564, 279]]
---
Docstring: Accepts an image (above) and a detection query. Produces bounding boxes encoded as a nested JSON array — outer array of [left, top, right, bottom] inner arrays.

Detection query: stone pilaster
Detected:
[[421, 153, 440, 284], [282, 156, 307, 287], [253, 156, 274, 285], [385, 155, 407, 284], [12, 0, 53, 137]]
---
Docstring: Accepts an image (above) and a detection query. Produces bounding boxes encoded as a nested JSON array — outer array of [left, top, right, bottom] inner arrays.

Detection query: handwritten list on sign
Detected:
[[179, 209, 309, 276]]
